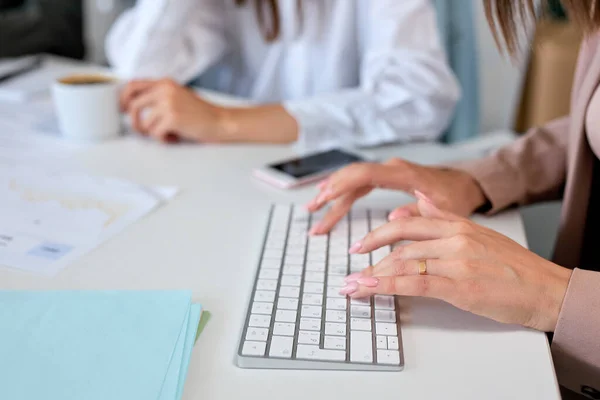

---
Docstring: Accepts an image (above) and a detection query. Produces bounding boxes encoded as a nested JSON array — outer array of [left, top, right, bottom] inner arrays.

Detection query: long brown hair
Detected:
[[484, 0, 600, 55], [235, 0, 303, 42]]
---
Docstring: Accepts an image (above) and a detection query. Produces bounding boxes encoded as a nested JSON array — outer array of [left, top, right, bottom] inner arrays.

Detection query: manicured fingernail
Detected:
[[304, 199, 316, 210], [345, 272, 362, 283], [348, 241, 363, 254], [309, 222, 322, 236], [357, 277, 379, 287], [414, 190, 433, 204], [339, 282, 359, 295], [388, 209, 410, 221], [317, 180, 329, 189]]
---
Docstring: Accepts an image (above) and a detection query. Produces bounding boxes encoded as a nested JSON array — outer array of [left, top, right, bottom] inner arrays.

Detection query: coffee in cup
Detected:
[[52, 73, 122, 142]]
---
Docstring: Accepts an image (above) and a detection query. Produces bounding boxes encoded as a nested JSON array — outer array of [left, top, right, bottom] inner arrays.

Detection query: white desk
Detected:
[[0, 57, 559, 399], [0, 137, 559, 400]]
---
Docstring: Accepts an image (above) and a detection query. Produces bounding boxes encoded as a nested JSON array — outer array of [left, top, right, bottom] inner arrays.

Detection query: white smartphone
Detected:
[[253, 148, 366, 189]]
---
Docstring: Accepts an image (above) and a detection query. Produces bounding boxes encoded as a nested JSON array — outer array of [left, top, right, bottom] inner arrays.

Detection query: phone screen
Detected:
[[269, 149, 363, 179]]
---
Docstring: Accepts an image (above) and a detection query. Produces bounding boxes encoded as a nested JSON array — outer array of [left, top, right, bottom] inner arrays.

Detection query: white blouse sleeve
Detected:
[[284, 0, 460, 151], [105, 0, 227, 84]]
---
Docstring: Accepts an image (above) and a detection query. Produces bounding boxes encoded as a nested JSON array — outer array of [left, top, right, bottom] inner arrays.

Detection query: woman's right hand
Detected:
[[305, 158, 488, 235]]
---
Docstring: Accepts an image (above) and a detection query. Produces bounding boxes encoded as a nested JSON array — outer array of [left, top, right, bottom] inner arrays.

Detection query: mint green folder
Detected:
[[0, 291, 201, 400]]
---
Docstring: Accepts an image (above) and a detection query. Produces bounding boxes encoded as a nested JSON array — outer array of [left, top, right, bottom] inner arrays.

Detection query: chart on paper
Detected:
[[0, 165, 177, 275]]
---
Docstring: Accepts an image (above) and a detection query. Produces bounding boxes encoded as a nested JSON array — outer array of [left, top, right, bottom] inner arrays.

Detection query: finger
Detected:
[[120, 80, 156, 111], [341, 275, 455, 301], [140, 108, 162, 133], [147, 116, 173, 142], [415, 191, 463, 222], [128, 90, 163, 133], [388, 203, 420, 220], [370, 258, 468, 280], [316, 162, 417, 208], [309, 187, 371, 235], [350, 217, 464, 254]]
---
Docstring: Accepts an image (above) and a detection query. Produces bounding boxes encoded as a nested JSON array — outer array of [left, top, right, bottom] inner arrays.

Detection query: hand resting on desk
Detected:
[[340, 193, 572, 333], [120, 79, 298, 144]]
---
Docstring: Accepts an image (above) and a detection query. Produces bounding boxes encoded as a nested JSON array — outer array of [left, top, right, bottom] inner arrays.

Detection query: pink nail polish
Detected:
[[317, 180, 329, 189], [348, 241, 363, 254], [344, 272, 362, 283], [339, 282, 359, 295], [388, 209, 410, 221], [414, 190, 433, 204], [309, 222, 322, 236], [357, 277, 379, 287]]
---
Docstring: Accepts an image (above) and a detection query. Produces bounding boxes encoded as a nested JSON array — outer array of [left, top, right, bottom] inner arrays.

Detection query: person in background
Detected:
[[307, 0, 600, 398], [0, 0, 84, 59], [106, 0, 459, 150]]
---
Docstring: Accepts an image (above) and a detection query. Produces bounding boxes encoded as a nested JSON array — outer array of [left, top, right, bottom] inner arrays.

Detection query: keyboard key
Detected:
[[328, 255, 348, 265], [283, 265, 303, 275], [328, 266, 348, 276], [300, 317, 321, 331], [306, 261, 325, 272], [261, 259, 281, 270], [388, 336, 399, 350], [377, 350, 400, 365], [246, 327, 269, 342], [301, 305, 322, 319], [284, 256, 304, 266], [326, 310, 346, 323], [326, 286, 344, 298], [273, 322, 295, 336], [325, 322, 346, 336], [296, 345, 346, 362], [377, 335, 387, 349], [269, 336, 293, 358], [325, 336, 347, 350], [375, 322, 397, 336], [351, 306, 371, 319], [251, 302, 273, 315], [303, 282, 323, 294], [255, 290, 275, 302], [279, 286, 300, 298], [281, 275, 302, 286], [276, 309, 297, 323], [351, 297, 371, 306], [375, 310, 396, 323], [284, 246, 305, 256], [374, 295, 395, 310], [277, 297, 299, 310], [351, 318, 372, 331], [242, 341, 266, 356], [327, 276, 346, 286], [327, 298, 347, 310], [350, 330, 373, 363], [264, 248, 284, 259], [256, 279, 277, 291], [259, 269, 279, 280], [249, 314, 271, 328], [298, 330, 320, 345], [305, 272, 324, 283], [302, 293, 323, 306]]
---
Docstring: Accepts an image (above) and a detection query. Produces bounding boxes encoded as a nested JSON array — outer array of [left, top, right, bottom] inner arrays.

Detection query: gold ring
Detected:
[[418, 260, 428, 275]]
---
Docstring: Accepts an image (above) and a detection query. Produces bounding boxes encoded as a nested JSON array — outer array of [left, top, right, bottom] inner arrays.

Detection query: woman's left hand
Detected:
[[121, 79, 226, 143], [342, 191, 573, 332]]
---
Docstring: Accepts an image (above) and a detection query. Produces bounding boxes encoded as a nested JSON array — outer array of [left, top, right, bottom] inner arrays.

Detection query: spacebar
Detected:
[[296, 345, 345, 361]]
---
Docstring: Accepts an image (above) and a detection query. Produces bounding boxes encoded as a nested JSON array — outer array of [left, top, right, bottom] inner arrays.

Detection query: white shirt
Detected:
[[106, 0, 460, 151]]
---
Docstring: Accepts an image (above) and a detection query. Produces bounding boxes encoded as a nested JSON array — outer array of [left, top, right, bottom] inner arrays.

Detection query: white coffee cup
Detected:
[[52, 74, 122, 142]]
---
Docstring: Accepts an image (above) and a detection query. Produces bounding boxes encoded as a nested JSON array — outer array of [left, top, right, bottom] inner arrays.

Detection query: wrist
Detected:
[[214, 106, 241, 142], [461, 173, 489, 213], [536, 265, 572, 332]]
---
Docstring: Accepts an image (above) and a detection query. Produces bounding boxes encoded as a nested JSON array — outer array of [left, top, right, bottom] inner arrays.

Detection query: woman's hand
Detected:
[[121, 79, 227, 143], [120, 78, 299, 144], [306, 158, 487, 235], [340, 192, 572, 332]]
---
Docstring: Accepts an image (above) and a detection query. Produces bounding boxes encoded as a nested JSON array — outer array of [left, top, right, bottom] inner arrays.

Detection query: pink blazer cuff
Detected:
[[551, 268, 600, 396]]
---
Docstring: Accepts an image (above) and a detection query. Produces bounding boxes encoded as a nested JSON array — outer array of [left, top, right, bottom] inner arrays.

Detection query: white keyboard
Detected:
[[236, 204, 404, 371]]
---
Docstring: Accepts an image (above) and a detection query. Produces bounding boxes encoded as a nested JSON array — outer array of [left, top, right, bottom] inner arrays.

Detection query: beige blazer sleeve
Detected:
[[552, 268, 600, 397], [454, 116, 570, 214]]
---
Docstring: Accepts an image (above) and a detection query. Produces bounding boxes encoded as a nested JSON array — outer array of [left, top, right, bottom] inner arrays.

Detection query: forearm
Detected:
[[217, 105, 299, 144]]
